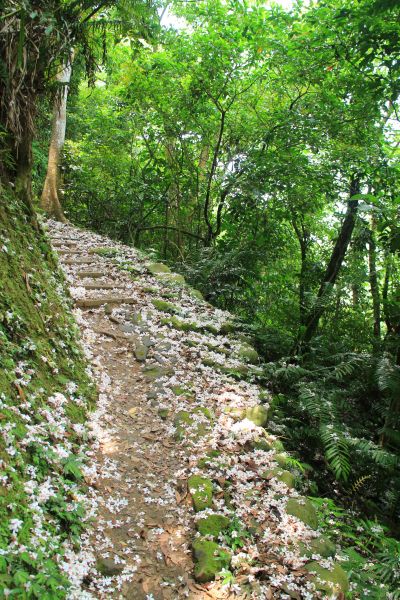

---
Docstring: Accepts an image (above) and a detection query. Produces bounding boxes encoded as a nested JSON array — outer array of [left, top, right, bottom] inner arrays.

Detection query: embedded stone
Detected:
[[245, 405, 269, 427], [96, 557, 124, 576], [298, 536, 336, 558], [147, 262, 171, 275], [192, 539, 231, 583], [196, 514, 230, 538], [152, 299, 181, 315], [237, 343, 259, 364], [305, 561, 349, 595], [134, 343, 148, 362], [188, 475, 213, 512], [261, 468, 295, 489], [286, 497, 318, 529]]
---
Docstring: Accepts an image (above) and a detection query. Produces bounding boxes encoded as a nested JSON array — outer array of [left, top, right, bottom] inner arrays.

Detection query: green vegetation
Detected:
[[0, 194, 96, 596]]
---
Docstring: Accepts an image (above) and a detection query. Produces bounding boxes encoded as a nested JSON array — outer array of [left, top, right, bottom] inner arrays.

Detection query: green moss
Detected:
[[188, 475, 214, 512], [152, 298, 181, 315], [305, 561, 349, 595], [261, 468, 295, 489], [286, 497, 318, 529], [192, 539, 231, 583], [147, 262, 171, 275], [245, 405, 269, 427], [196, 514, 230, 537], [297, 536, 336, 558], [237, 343, 259, 364]]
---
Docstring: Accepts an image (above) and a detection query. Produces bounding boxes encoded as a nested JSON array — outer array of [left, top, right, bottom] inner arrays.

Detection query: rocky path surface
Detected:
[[48, 221, 350, 600]]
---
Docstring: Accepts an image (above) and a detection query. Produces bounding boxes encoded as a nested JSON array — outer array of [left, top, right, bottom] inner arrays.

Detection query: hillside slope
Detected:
[[0, 193, 96, 597]]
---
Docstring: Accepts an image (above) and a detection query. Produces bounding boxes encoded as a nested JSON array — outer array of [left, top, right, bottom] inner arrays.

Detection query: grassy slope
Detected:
[[0, 190, 96, 598]]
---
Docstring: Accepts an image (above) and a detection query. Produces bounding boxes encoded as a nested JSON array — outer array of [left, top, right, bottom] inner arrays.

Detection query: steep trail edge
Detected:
[[49, 221, 349, 600]]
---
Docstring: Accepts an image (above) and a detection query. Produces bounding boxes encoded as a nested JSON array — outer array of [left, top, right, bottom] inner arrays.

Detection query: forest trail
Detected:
[[48, 221, 348, 600]]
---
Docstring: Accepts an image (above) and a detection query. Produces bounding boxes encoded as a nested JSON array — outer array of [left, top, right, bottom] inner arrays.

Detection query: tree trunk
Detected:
[[298, 176, 360, 348], [368, 213, 381, 342], [41, 57, 73, 222]]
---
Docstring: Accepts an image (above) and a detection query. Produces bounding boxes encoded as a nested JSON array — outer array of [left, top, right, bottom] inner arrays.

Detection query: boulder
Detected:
[[286, 497, 318, 529], [245, 405, 269, 427], [192, 539, 231, 583], [305, 561, 349, 595], [237, 343, 259, 364], [147, 262, 171, 275], [262, 468, 295, 489], [297, 536, 336, 558], [196, 514, 230, 537], [188, 475, 213, 512]]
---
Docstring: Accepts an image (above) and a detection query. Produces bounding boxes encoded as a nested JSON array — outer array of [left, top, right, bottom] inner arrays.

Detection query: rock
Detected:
[[286, 497, 318, 529], [189, 287, 204, 301], [262, 468, 295, 489], [245, 405, 269, 427], [237, 343, 259, 364], [220, 321, 236, 334], [173, 407, 212, 441], [297, 536, 336, 558], [158, 408, 169, 420], [192, 539, 230, 583], [305, 561, 349, 595], [143, 365, 172, 381], [96, 557, 124, 577], [275, 453, 290, 467], [196, 514, 230, 537], [147, 262, 171, 275], [157, 272, 185, 285], [152, 298, 181, 315], [188, 475, 213, 512], [134, 343, 148, 362]]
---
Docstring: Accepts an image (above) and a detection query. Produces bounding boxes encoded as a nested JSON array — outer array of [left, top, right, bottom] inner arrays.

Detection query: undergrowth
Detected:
[[0, 190, 96, 598]]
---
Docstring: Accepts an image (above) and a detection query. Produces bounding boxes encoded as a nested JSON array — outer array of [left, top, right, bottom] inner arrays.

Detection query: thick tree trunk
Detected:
[[298, 176, 360, 348], [41, 58, 73, 222]]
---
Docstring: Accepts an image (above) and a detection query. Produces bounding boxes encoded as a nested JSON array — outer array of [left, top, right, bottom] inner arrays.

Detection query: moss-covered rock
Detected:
[[134, 343, 148, 362], [286, 497, 318, 529], [192, 539, 231, 583], [297, 536, 336, 558], [152, 298, 181, 315], [188, 475, 213, 512], [143, 365, 172, 381], [147, 262, 171, 275], [157, 272, 185, 285], [245, 405, 269, 427], [261, 468, 295, 489], [173, 407, 213, 441], [305, 561, 349, 595], [237, 343, 259, 364], [196, 514, 230, 537]]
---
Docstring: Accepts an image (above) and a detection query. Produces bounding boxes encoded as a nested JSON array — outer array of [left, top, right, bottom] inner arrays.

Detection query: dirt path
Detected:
[[48, 221, 349, 600]]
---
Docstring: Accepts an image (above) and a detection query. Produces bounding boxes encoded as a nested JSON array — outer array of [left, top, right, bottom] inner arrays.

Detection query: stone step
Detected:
[[63, 258, 99, 265], [76, 271, 105, 279], [52, 241, 77, 248], [82, 283, 125, 290], [75, 297, 136, 308]]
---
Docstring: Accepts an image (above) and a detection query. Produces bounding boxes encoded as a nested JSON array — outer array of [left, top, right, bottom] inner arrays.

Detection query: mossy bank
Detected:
[[0, 192, 96, 598]]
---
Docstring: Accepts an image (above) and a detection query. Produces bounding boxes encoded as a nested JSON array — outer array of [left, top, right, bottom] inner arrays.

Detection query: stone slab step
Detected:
[[75, 297, 136, 308], [63, 258, 99, 265], [82, 283, 125, 290], [76, 271, 105, 279]]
